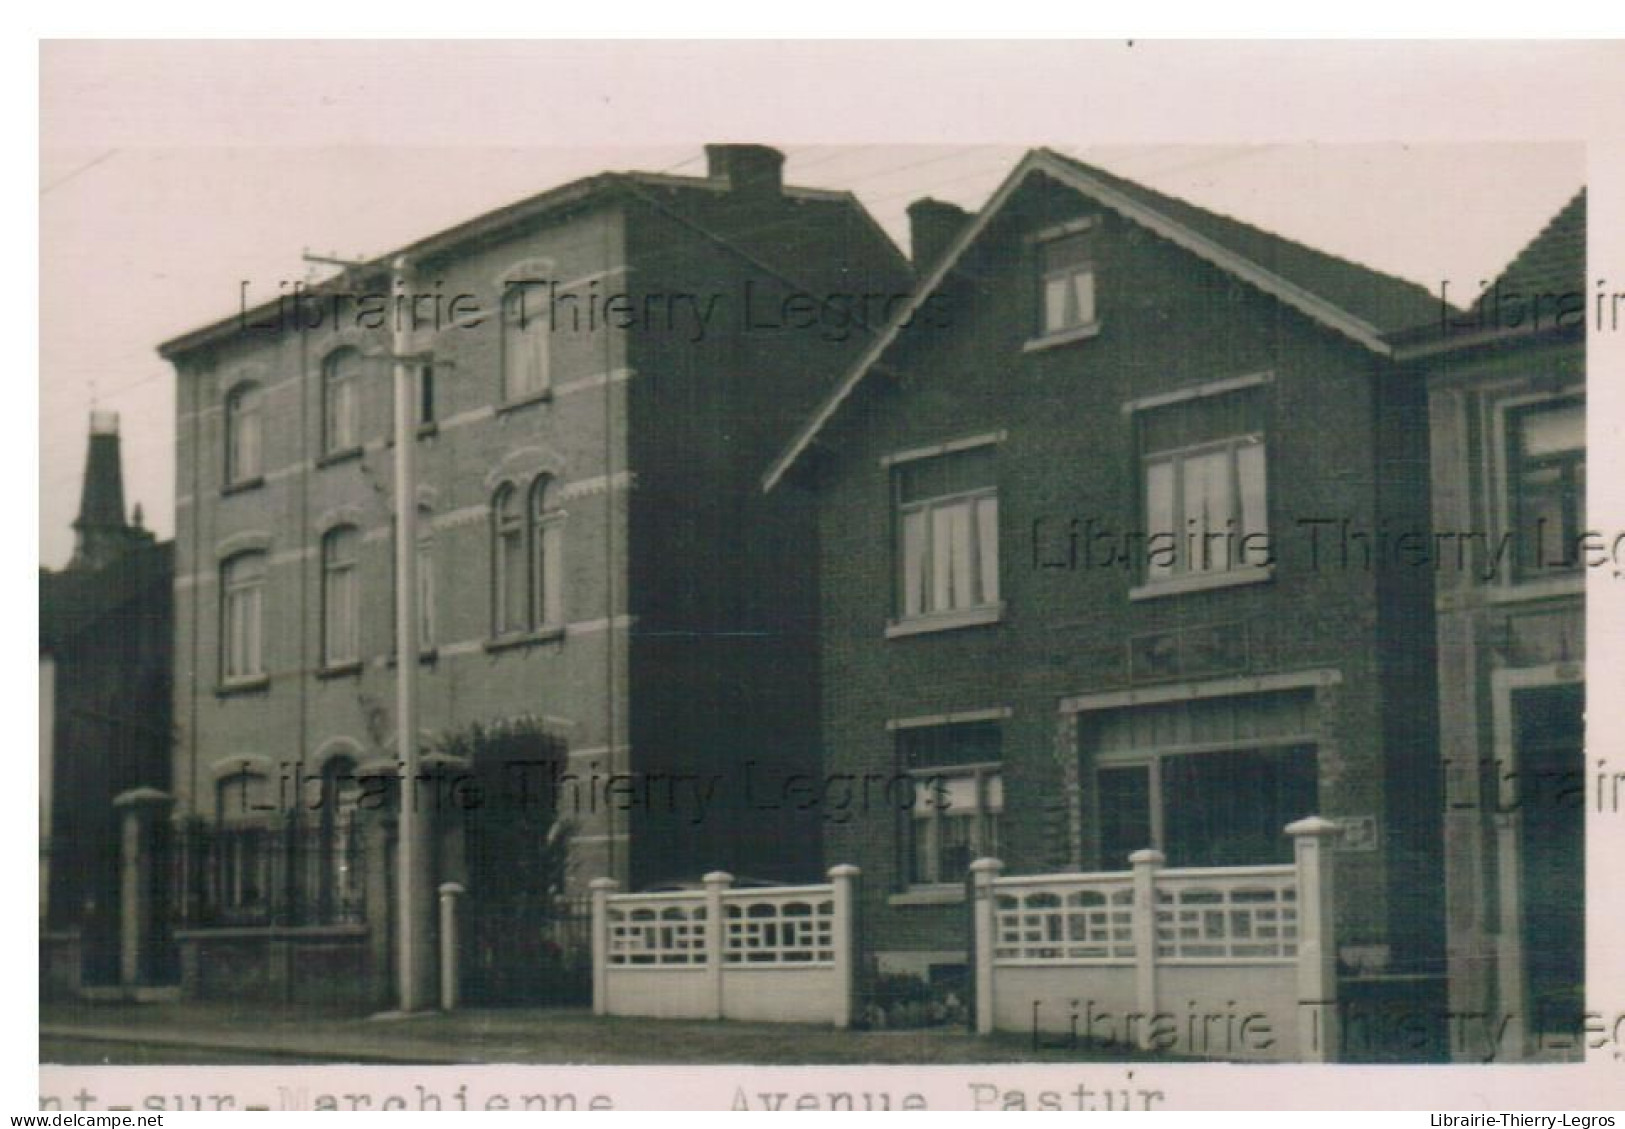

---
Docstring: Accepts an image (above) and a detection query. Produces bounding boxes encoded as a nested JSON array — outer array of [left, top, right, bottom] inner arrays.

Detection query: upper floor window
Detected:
[[224, 383, 263, 486], [221, 551, 267, 682], [322, 348, 362, 456], [501, 285, 550, 402], [529, 477, 564, 629], [894, 445, 1000, 621], [392, 506, 437, 651], [1037, 223, 1097, 339], [492, 479, 564, 638], [415, 361, 436, 428], [493, 485, 526, 636], [320, 526, 360, 668], [1140, 387, 1268, 583], [1509, 395, 1585, 579], [389, 361, 437, 439], [897, 720, 1004, 887]]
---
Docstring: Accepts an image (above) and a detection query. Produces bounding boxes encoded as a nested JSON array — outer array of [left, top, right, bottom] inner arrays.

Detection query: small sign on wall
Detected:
[[1338, 815, 1379, 851]]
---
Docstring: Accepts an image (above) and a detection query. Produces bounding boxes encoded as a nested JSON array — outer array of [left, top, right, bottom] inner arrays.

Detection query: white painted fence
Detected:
[[591, 865, 859, 1027], [973, 816, 1341, 1062]]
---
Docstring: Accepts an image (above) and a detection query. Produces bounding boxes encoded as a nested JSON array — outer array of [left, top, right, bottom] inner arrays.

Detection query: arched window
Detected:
[[501, 284, 549, 402], [321, 527, 360, 667], [322, 348, 363, 456], [221, 551, 267, 681], [493, 485, 526, 635], [319, 756, 363, 924], [529, 477, 564, 628], [224, 383, 263, 486]]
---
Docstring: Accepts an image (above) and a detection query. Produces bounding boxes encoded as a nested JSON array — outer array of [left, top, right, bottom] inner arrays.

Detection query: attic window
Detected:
[[1027, 219, 1100, 351]]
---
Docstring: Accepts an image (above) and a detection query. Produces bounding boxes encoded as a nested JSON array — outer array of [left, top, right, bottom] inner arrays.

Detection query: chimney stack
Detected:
[[907, 198, 972, 270], [705, 144, 785, 198]]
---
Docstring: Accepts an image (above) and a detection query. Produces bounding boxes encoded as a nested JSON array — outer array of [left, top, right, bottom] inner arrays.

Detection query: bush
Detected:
[[859, 968, 969, 1030]]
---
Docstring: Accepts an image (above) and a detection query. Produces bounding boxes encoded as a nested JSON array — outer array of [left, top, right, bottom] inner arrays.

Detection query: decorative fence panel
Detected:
[[593, 866, 858, 1027], [973, 817, 1341, 1062]]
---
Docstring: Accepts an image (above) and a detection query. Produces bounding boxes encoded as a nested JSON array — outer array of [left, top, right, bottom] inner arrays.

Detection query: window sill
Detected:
[[1485, 574, 1584, 605], [221, 476, 265, 497], [385, 648, 440, 667], [885, 603, 1004, 640], [889, 887, 965, 907], [215, 675, 270, 698], [1129, 565, 1273, 602], [315, 661, 363, 681], [484, 625, 566, 654], [385, 423, 440, 447], [316, 446, 364, 469], [495, 390, 553, 416], [1022, 321, 1101, 354]]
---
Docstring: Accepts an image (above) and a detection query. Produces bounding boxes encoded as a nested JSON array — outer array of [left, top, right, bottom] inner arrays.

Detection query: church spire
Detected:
[[70, 411, 140, 570]]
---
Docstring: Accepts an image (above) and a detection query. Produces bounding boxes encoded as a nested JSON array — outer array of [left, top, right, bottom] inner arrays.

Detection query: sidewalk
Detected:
[[41, 1000, 1149, 1065]]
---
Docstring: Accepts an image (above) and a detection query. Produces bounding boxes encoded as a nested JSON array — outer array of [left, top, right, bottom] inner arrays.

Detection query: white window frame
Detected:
[[1130, 379, 1272, 600], [529, 477, 565, 630], [492, 485, 527, 636], [1026, 217, 1101, 351], [322, 348, 362, 456], [221, 552, 267, 683], [501, 284, 551, 403], [391, 508, 437, 654], [1489, 385, 1586, 601], [320, 526, 360, 668], [907, 762, 1004, 889], [887, 437, 1003, 637], [224, 383, 264, 487]]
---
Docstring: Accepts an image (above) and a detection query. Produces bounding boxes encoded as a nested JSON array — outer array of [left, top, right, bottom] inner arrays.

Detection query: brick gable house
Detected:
[[764, 149, 1450, 1034], [156, 145, 910, 1006]]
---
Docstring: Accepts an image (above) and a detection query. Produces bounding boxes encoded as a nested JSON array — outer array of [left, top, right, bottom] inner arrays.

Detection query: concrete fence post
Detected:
[[113, 788, 171, 993], [1129, 848, 1165, 1050], [703, 871, 733, 1021], [970, 857, 1003, 1035], [437, 882, 465, 1012], [827, 864, 861, 1029], [1288, 816, 1342, 1062], [589, 877, 619, 1016]]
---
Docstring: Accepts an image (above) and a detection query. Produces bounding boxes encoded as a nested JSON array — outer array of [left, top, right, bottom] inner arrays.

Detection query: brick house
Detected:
[[40, 413, 174, 996], [155, 144, 910, 1005], [1395, 190, 1587, 1060], [763, 148, 1450, 1026]]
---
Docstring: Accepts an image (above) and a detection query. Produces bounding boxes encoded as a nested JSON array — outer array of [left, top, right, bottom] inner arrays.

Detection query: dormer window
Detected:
[[1031, 220, 1099, 348]]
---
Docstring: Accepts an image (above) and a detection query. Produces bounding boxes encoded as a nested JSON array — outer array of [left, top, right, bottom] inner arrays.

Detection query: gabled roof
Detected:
[[762, 147, 1445, 492], [1474, 188, 1585, 315]]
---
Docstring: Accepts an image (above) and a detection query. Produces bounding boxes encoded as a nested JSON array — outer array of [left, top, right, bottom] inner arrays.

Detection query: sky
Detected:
[[37, 43, 1601, 569]]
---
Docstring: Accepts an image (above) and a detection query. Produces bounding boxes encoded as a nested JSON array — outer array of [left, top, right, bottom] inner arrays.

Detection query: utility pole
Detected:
[[390, 253, 433, 1012], [303, 250, 434, 1012]]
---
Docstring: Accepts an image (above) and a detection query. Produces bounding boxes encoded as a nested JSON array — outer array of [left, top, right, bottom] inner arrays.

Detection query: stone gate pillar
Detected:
[[113, 787, 172, 991]]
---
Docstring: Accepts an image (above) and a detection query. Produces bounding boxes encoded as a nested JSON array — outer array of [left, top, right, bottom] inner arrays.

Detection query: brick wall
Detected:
[[808, 185, 1437, 968]]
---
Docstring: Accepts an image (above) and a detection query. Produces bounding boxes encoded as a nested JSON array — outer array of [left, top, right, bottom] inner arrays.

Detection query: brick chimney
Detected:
[[705, 144, 785, 198], [907, 198, 972, 270]]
